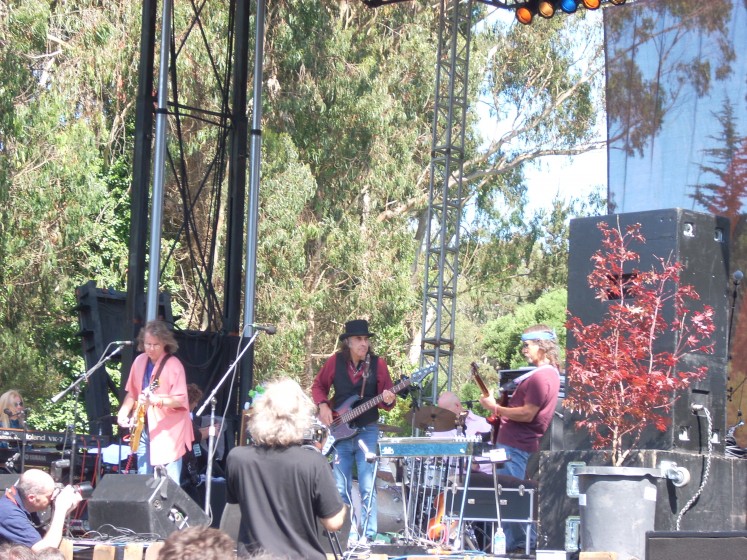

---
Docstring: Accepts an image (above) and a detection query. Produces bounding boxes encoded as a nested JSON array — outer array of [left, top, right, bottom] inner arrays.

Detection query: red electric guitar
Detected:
[[471, 361, 506, 445]]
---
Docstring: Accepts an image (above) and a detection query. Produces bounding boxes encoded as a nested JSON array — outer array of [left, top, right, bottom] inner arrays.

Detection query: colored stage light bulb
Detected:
[[516, 6, 534, 25], [538, 0, 555, 18], [560, 0, 578, 13]]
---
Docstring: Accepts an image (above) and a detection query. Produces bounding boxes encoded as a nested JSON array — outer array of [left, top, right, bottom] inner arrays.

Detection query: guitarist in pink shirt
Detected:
[[312, 319, 396, 546], [117, 320, 194, 483]]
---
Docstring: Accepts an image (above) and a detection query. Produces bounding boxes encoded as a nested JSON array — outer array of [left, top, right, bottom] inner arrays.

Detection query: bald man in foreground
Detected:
[[0, 469, 82, 552]]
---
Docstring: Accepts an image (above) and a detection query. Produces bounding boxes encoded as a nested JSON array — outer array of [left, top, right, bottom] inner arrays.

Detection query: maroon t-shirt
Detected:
[[497, 364, 560, 453]]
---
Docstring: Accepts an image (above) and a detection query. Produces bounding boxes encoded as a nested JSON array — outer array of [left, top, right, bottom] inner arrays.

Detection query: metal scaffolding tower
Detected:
[[419, 0, 474, 401]]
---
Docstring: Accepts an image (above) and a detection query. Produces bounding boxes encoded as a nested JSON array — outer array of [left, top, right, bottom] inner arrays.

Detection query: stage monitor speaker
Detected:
[[646, 531, 747, 559], [88, 474, 210, 539], [566, 209, 730, 453]]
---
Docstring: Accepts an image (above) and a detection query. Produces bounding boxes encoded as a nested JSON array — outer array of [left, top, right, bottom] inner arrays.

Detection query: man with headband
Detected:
[[479, 323, 561, 551]]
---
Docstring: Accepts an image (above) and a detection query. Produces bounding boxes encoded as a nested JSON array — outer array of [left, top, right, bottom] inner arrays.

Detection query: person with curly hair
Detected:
[[158, 526, 235, 560], [226, 377, 345, 559], [116, 320, 193, 483]]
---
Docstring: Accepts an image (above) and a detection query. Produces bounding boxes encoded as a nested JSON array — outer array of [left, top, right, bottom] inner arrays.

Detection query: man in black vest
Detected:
[[312, 319, 396, 545]]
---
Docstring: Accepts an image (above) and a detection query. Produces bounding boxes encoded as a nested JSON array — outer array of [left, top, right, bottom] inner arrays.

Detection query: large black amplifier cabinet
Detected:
[[566, 209, 730, 453]]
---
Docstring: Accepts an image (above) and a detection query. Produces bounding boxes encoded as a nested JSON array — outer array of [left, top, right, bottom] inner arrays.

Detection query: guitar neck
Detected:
[[338, 378, 411, 425], [471, 362, 490, 398]]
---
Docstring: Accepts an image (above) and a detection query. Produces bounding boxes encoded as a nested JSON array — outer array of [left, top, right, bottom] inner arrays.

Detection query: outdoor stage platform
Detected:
[[60, 539, 532, 560]]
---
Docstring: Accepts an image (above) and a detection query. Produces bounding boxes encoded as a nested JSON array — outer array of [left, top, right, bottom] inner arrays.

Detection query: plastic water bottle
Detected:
[[492, 526, 506, 555]]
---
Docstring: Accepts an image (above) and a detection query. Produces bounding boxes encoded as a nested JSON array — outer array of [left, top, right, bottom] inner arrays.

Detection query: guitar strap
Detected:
[[150, 354, 172, 388]]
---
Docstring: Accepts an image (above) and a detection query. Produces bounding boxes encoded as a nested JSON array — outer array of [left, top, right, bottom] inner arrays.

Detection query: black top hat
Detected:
[[339, 319, 375, 341]]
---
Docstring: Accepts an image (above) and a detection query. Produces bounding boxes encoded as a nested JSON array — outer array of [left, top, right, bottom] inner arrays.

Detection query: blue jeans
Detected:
[[137, 430, 183, 484], [331, 425, 379, 540], [496, 443, 535, 551]]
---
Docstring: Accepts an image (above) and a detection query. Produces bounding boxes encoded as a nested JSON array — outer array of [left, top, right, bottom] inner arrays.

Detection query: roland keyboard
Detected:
[[378, 436, 486, 457], [0, 427, 109, 448]]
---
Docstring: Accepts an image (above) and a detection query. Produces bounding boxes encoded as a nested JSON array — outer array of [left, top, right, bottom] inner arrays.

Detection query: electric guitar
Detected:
[[130, 379, 160, 453], [427, 489, 458, 541], [320, 364, 436, 455], [471, 361, 504, 445]]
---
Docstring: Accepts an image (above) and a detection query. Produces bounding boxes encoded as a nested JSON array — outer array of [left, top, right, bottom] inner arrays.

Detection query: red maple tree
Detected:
[[565, 220, 716, 466]]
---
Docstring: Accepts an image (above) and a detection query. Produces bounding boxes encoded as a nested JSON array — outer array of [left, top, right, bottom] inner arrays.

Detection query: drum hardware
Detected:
[[405, 406, 458, 432]]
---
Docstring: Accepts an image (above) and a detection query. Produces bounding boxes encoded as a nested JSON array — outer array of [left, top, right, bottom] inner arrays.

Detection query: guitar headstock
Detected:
[[409, 363, 436, 385], [470, 362, 490, 397]]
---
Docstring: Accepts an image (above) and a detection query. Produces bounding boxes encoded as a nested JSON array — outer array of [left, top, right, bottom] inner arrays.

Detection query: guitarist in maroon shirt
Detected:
[[312, 319, 396, 546], [479, 323, 561, 552]]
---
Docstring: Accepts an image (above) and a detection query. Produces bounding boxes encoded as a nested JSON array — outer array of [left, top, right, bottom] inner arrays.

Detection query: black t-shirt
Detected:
[[226, 444, 344, 560]]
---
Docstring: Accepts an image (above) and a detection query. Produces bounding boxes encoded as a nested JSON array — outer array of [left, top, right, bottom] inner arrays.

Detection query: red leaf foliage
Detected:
[[565, 220, 715, 465]]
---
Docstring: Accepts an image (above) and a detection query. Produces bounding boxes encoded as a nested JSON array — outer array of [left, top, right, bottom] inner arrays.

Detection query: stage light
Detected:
[[560, 0, 578, 13], [538, 0, 555, 18], [582, 0, 601, 8], [516, 4, 536, 25], [610, 0, 627, 4]]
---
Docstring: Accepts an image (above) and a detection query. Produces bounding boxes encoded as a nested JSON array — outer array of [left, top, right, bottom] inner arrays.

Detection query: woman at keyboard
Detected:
[[0, 390, 25, 430]]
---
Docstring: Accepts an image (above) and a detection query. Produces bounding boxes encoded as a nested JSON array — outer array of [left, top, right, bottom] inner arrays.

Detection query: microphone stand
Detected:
[[203, 396, 217, 516], [51, 343, 127, 404], [196, 329, 262, 515], [50, 343, 126, 483], [19, 411, 29, 472]]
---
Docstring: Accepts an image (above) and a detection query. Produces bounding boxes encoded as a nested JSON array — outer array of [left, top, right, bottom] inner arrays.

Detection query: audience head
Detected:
[[0, 543, 38, 560], [36, 548, 66, 560], [158, 526, 235, 560], [247, 378, 315, 447]]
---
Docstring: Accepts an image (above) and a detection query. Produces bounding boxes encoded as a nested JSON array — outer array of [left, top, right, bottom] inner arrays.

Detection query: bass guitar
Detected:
[[130, 379, 160, 453], [470, 361, 505, 445], [321, 364, 436, 455]]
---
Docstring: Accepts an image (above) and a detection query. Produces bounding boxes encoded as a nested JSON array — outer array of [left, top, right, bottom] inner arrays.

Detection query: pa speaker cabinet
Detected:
[[88, 474, 210, 539], [645, 531, 747, 560], [566, 209, 730, 452]]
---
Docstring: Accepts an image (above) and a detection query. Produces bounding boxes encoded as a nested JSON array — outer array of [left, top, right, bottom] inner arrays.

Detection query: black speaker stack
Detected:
[[566, 209, 730, 453]]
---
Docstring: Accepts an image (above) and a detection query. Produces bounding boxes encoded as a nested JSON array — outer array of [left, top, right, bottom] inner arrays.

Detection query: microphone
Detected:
[[357, 440, 377, 463], [733, 270, 744, 285], [112, 340, 134, 346], [250, 323, 277, 335], [3, 408, 15, 417]]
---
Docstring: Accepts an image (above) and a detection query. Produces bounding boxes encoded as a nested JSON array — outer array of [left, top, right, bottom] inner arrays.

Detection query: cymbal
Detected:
[[377, 423, 403, 434], [406, 405, 457, 432]]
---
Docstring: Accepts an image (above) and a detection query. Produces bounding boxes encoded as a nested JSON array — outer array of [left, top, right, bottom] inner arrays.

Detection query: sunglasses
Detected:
[[14, 401, 23, 407]]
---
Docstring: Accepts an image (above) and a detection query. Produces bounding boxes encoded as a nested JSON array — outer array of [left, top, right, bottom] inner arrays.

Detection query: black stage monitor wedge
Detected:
[[88, 474, 210, 539]]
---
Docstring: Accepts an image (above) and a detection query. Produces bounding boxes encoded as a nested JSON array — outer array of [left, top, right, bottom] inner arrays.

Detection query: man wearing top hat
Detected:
[[312, 319, 396, 545]]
